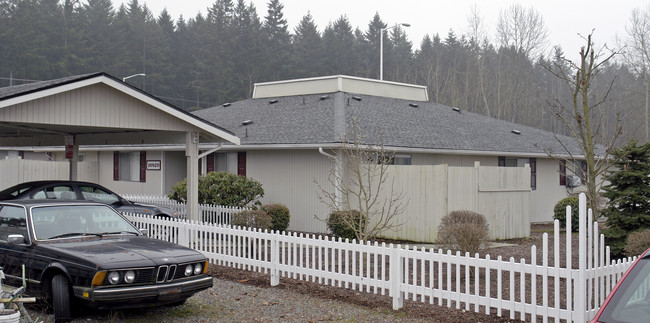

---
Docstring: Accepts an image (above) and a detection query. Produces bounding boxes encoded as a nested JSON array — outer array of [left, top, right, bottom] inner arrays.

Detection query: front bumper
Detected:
[[73, 275, 213, 308]]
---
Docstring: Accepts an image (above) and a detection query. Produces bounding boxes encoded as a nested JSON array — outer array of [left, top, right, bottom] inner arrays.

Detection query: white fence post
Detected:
[[391, 244, 404, 310], [575, 193, 587, 323], [178, 220, 190, 247], [270, 232, 280, 286]]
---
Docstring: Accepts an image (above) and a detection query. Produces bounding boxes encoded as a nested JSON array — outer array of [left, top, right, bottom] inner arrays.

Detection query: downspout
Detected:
[[319, 147, 342, 208]]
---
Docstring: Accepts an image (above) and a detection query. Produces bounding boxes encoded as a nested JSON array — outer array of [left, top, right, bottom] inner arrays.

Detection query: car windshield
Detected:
[[598, 256, 650, 323], [30, 205, 140, 240]]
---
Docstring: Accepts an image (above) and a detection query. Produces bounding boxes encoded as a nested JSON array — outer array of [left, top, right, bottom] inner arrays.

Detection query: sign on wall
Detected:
[[146, 160, 161, 170]]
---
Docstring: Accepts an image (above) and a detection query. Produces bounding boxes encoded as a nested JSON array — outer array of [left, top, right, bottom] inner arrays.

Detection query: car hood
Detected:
[[37, 236, 204, 268]]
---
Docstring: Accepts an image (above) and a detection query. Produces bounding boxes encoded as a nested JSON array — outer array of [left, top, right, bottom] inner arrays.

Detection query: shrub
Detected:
[[231, 210, 272, 230], [553, 197, 580, 232], [436, 210, 489, 255], [168, 171, 264, 207], [327, 210, 365, 240], [262, 203, 290, 232], [625, 229, 650, 257]]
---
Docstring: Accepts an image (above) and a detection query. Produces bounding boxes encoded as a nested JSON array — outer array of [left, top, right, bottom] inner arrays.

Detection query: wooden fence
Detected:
[[125, 193, 634, 322], [0, 158, 98, 189]]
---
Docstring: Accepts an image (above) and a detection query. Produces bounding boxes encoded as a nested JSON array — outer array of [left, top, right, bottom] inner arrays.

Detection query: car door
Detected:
[[0, 204, 32, 286]]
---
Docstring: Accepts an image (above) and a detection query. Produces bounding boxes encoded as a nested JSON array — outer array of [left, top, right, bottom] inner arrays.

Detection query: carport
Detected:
[[0, 72, 240, 221]]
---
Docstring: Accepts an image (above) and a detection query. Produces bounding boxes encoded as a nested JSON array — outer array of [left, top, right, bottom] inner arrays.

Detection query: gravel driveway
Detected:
[[24, 268, 514, 323]]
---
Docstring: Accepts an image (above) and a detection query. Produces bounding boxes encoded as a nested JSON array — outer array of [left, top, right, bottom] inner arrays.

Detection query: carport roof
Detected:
[[0, 72, 239, 146]]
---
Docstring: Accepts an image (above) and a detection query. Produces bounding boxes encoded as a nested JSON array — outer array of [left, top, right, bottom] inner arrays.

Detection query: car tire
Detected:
[[52, 274, 71, 323]]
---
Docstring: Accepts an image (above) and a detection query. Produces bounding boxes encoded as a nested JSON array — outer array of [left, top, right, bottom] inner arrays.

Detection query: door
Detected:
[[0, 205, 31, 286]]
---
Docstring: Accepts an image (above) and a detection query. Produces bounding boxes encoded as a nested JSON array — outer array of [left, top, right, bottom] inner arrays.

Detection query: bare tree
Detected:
[[314, 119, 408, 242], [496, 4, 549, 59], [466, 4, 492, 117], [619, 5, 650, 142], [544, 33, 622, 217]]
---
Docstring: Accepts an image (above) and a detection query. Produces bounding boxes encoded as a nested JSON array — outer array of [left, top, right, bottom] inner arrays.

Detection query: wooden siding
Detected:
[[246, 149, 332, 234], [0, 84, 195, 132]]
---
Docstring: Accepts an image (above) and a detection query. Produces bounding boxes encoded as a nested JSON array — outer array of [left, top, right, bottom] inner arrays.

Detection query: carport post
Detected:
[[186, 131, 200, 222], [66, 135, 79, 181]]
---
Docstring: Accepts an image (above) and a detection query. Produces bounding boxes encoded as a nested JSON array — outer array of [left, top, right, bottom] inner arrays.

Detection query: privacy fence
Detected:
[[125, 193, 634, 322]]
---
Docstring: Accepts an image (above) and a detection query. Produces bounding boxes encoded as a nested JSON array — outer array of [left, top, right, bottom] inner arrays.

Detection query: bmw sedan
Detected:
[[0, 200, 212, 322], [0, 180, 179, 218]]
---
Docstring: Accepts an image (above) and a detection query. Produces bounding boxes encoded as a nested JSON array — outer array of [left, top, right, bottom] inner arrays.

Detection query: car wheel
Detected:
[[52, 274, 71, 323]]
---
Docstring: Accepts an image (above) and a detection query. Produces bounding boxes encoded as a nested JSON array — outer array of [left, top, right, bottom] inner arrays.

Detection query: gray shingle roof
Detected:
[[193, 91, 588, 156], [0, 72, 102, 100]]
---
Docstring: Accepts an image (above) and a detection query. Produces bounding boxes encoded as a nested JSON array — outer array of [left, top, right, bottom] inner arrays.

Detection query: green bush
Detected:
[[262, 203, 290, 232], [168, 171, 264, 207], [327, 210, 365, 240], [625, 229, 650, 257], [231, 210, 272, 230], [436, 210, 489, 255], [553, 197, 580, 232]]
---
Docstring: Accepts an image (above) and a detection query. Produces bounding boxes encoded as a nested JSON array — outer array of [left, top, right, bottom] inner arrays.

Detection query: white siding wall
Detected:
[[532, 158, 570, 222], [96, 150, 166, 195], [246, 149, 332, 234]]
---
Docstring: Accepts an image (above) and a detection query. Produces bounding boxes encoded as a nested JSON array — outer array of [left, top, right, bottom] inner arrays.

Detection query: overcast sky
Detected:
[[115, 0, 645, 58]]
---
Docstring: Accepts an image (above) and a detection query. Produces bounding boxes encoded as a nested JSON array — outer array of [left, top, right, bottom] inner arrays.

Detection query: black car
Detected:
[[0, 200, 212, 322], [0, 181, 179, 218]]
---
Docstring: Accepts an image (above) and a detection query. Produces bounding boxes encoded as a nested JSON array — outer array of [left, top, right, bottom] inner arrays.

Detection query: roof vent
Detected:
[[511, 129, 521, 135], [352, 96, 362, 101], [222, 102, 231, 107], [320, 95, 329, 100], [409, 103, 419, 108], [242, 120, 253, 126], [269, 99, 278, 104], [452, 107, 461, 113]]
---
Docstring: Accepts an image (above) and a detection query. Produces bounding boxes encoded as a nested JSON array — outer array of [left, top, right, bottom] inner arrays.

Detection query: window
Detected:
[[32, 185, 75, 200], [113, 151, 146, 182], [559, 160, 567, 186], [530, 158, 536, 190], [79, 185, 120, 204], [0, 206, 27, 241], [394, 154, 412, 165]]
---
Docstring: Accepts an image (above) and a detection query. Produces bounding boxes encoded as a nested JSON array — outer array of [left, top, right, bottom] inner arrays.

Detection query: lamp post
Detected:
[[380, 23, 410, 80], [122, 73, 146, 82]]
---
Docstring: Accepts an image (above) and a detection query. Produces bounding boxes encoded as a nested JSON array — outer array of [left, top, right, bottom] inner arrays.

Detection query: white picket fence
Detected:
[[123, 194, 244, 224], [124, 193, 635, 322]]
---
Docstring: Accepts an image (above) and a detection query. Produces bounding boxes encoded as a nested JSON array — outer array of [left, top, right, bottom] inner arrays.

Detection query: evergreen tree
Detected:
[[262, 0, 291, 81], [292, 12, 322, 78], [322, 15, 357, 75], [603, 140, 650, 257]]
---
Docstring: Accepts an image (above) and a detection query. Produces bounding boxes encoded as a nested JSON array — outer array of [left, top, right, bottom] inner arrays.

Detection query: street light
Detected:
[[122, 73, 146, 82], [380, 23, 410, 81]]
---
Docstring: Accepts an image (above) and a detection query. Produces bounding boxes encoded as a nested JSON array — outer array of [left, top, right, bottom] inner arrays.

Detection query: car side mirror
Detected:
[[139, 229, 148, 237], [7, 234, 25, 245]]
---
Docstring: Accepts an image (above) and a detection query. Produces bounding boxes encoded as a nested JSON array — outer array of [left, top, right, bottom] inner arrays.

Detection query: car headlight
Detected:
[[185, 265, 193, 276], [124, 270, 136, 283], [108, 271, 121, 285], [194, 263, 203, 275]]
